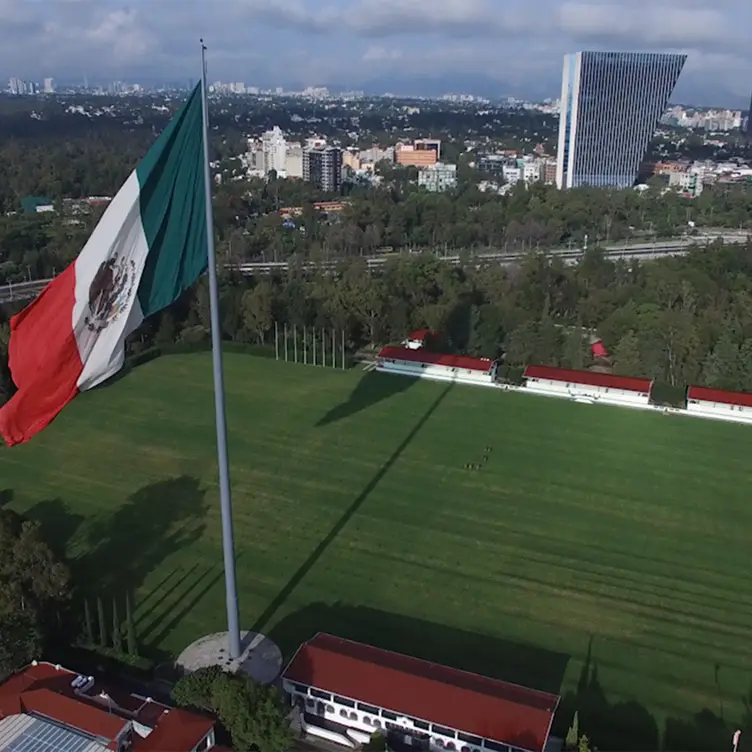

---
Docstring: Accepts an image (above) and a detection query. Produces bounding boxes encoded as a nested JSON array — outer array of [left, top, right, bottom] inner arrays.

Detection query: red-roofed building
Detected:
[[377, 346, 498, 387], [686, 385, 752, 423], [403, 330, 436, 350], [523, 365, 653, 408], [0, 662, 217, 752], [281, 633, 559, 752]]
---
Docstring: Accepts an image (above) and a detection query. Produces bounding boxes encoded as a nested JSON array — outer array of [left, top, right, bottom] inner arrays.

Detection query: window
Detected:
[[358, 703, 379, 714], [194, 736, 212, 752], [340, 709, 349, 718], [363, 717, 372, 726], [291, 682, 308, 695], [373, 719, 382, 727], [382, 711, 397, 721], [326, 705, 334, 713], [433, 726, 456, 738], [413, 720, 429, 731], [334, 696, 355, 708], [483, 742, 510, 752], [311, 689, 331, 700], [459, 734, 482, 746]]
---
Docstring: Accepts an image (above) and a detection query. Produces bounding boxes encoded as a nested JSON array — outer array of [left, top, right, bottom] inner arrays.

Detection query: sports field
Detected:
[[1, 353, 751, 747]]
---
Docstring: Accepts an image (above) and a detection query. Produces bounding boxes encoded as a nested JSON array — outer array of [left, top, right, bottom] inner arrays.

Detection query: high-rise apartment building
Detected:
[[303, 145, 343, 192], [746, 90, 752, 139], [43, 77, 55, 94], [261, 126, 287, 175], [556, 51, 686, 189]]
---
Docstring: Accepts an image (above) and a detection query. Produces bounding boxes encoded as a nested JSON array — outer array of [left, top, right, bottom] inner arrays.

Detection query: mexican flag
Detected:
[[0, 83, 209, 447]]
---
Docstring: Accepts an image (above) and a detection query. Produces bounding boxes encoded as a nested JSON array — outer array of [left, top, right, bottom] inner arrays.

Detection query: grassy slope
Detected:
[[2, 353, 751, 743]]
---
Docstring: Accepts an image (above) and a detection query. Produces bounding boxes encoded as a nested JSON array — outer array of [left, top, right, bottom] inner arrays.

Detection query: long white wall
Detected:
[[524, 377, 650, 408], [374, 361, 752, 426], [283, 682, 522, 752], [686, 400, 752, 424], [376, 360, 497, 387]]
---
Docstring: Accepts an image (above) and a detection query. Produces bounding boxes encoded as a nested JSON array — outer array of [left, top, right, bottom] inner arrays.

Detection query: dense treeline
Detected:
[[7, 244, 752, 404], [3, 176, 752, 286]]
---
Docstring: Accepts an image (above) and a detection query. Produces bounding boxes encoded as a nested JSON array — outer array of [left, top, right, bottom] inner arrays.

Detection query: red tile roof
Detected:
[[21, 688, 127, 741], [687, 385, 752, 408], [378, 346, 495, 374], [282, 633, 558, 752], [135, 708, 215, 751], [0, 662, 216, 752], [407, 330, 434, 341], [523, 365, 652, 394]]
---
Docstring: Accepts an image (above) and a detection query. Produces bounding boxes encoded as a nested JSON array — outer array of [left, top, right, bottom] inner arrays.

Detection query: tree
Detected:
[[83, 598, 94, 644], [125, 592, 137, 657], [242, 282, 275, 344], [562, 329, 588, 370], [173, 669, 292, 752], [613, 330, 642, 377], [565, 711, 579, 749], [0, 510, 70, 617], [155, 310, 177, 346], [0, 610, 40, 682], [171, 665, 225, 711], [701, 331, 740, 390], [111, 596, 122, 653], [96, 595, 106, 647], [364, 733, 387, 752]]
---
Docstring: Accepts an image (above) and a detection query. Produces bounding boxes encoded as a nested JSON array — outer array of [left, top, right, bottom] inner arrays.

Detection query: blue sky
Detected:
[[2, 0, 751, 104]]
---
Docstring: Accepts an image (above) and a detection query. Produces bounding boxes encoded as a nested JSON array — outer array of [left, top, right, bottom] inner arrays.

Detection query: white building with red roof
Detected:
[[686, 385, 752, 423], [0, 661, 226, 752], [281, 633, 559, 752], [523, 365, 653, 409], [377, 346, 498, 387]]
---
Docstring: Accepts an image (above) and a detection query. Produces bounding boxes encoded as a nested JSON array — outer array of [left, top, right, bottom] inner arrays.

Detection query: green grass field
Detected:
[[2, 353, 751, 748]]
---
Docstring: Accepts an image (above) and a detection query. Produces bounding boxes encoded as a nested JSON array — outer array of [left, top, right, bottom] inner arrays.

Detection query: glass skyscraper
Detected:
[[556, 51, 686, 189]]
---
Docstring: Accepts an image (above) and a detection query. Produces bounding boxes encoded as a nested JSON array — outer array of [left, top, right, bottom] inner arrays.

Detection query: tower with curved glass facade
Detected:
[[555, 51, 686, 189]]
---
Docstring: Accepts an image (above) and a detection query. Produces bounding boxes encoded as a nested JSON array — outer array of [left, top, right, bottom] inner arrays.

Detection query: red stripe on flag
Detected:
[[0, 265, 83, 446]]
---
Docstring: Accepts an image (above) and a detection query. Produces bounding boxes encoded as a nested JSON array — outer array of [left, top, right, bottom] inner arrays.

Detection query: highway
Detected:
[[1, 230, 749, 305]]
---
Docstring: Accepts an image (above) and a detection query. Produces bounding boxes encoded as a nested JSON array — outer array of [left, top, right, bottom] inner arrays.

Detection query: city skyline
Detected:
[[556, 51, 686, 189], [0, 0, 750, 107]]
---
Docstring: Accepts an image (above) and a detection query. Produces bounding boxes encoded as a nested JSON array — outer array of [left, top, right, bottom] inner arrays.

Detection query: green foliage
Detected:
[[565, 711, 579, 748], [172, 668, 292, 752], [125, 592, 137, 657], [0, 610, 41, 682], [364, 732, 387, 751], [83, 598, 94, 645], [578, 734, 592, 752], [171, 665, 225, 711], [111, 596, 122, 653], [0, 510, 70, 618], [96, 595, 106, 647]]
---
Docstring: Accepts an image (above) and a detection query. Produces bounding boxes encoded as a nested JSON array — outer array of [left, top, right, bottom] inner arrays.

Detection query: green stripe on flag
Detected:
[[136, 84, 208, 318]]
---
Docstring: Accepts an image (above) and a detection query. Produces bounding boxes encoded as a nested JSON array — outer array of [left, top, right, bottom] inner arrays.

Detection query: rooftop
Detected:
[[523, 365, 652, 394], [0, 662, 215, 752], [282, 633, 559, 752], [687, 385, 752, 408], [378, 346, 495, 374]]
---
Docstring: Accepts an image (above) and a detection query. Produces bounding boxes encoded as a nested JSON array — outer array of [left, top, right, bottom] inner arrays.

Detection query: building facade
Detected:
[[282, 634, 559, 752], [418, 163, 458, 192], [556, 51, 686, 189], [303, 145, 343, 192], [0, 661, 222, 752]]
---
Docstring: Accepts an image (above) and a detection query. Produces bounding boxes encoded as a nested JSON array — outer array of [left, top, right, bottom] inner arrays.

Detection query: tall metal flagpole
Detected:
[[200, 39, 241, 659]]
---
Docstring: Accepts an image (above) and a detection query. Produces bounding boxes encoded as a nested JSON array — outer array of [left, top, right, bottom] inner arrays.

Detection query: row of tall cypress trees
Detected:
[[82, 593, 138, 657]]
